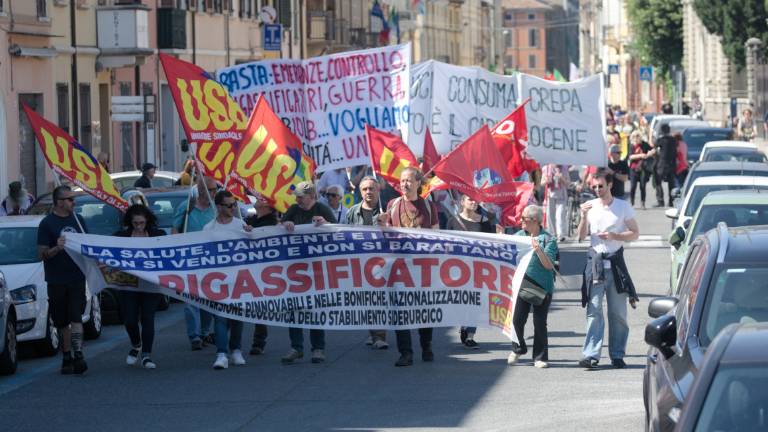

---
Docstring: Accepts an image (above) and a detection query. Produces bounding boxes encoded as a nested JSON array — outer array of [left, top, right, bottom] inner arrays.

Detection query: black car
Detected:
[[674, 161, 768, 202], [643, 224, 768, 432], [674, 322, 768, 432], [681, 127, 733, 165]]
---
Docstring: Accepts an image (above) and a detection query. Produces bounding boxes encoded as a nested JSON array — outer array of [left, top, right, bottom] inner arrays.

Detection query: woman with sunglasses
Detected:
[[508, 204, 558, 369], [113, 204, 167, 369]]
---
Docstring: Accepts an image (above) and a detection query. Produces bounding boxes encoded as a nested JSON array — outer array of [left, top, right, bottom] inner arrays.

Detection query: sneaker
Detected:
[[365, 336, 374, 346], [141, 357, 156, 369], [311, 349, 325, 364], [459, 328, 468, 344], [249, 346, 264, 355], [61, 354, 74, 375], [231, 349, 246, 366], [507, 352, 520, 365], [73, 352, 88, 375], [611, 358, 626, 369], [213, 353, 229, 370], [464, 339, 479, 350], [372, 340, 389, 350], [395, 352, 413, 367], [421, 349, 434, 362], [281, 349, 303, 364], [534, 360, 549, 369], [190, 339, 203, 351], [579, 358, 599, 369], [126, 347, 140, 366]]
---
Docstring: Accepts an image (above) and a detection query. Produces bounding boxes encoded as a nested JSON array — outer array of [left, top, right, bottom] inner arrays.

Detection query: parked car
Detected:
[[109, 170, 179, 191], [677, 161, 768, 199], [643, 224, 768, 432], [701, 147, 767, 163], [680, 127, 734, 164], [667, 119, 710, 137], [0, 270, 18, 375], [665, 175, 768, 230], [674, 322, 768, 432], [0, 215, 103, 357], [668, 190, 768, 287], [650, 114, 691, 141], [698, 141, 764, 163]]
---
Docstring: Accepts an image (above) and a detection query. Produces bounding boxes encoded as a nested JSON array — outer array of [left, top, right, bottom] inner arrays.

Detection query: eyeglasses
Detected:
[[325, 193, 340, 198], [220, 203, 237, 209], [591, 184, 606, 190], [521, 217, 536, 222]]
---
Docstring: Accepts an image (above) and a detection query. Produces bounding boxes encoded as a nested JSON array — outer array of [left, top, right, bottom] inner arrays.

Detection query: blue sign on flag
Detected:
[[263, 24, 282, 51], [639, 66, 653, 81]]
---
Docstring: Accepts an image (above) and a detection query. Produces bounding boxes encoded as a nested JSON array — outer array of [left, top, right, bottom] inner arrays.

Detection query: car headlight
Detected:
[[11, 284, 37, 304]]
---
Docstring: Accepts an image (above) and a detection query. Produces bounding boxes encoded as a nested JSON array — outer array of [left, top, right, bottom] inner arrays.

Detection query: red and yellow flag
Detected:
[[21, 104, 129, 212], [231, 97, 315, 213], [365, 125, 418, 191]]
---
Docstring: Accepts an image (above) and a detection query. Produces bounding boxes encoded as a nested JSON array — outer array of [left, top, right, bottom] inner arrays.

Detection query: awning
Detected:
[[8, 44, 58, 58]]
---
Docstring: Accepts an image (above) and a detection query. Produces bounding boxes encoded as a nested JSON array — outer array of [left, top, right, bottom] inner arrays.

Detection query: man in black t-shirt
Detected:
[[652, 124, 678, 207], [280, 181, 336, 365], [37, 185, 89, 375], [134, 162, 155, 188], [606, 144, 629, 200]]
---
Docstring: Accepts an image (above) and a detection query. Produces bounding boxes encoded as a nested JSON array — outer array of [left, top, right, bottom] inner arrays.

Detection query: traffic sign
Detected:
[[639, 66, 653, 81], [608, 64, 619, 74], [263, 24, 282, 51]]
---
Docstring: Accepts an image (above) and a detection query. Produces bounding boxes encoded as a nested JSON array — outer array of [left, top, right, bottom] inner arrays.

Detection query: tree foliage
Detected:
[[626, 0, 683, 77], [693, 0, 768, 69]]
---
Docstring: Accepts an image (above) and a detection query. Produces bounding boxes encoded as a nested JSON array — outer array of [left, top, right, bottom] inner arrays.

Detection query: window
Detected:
[[528, 28, 539, 47], [504, 31, 512, 48], [56, 83, 69, 133], [528, 55, 536, 69], [528, 13, 535, 20], [37, 0, 47, 18], [79, 84, 92, 151], [0, 0, 4, 14], [504, 11, 512, 20], [239, 0, 254, 18]]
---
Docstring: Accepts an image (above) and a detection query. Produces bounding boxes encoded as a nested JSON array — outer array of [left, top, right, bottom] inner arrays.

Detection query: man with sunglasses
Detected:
[[577, 170, 639, 370], [323, 184, 348, 224], [37, 185, 89, 374]]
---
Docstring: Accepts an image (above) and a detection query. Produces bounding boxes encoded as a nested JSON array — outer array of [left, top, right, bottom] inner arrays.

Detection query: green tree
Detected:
[[693, 0, 768, 69], [626, 0, 683, 77]]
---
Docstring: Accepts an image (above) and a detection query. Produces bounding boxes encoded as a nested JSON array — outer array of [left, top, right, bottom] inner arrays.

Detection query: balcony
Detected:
[[96, 3, 153, 69], [308, 12, 355, 48], [157, 8, 186, 49]]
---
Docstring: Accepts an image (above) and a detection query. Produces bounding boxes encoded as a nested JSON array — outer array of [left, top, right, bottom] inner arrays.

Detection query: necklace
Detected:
[[399, 199, 419, 228]]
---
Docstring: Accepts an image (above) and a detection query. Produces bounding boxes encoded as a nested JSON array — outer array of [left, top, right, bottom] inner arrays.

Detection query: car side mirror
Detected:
[[648, 296, 679, 319], [665, 208, 679, 219], [671, 188, 681, 199], [668, 227, 685, 249], [645, 314, 677, 359], [683, 219, 691, 230]]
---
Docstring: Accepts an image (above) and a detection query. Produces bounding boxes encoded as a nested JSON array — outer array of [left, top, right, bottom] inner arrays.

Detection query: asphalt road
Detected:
[[0, 207, 672, 432]]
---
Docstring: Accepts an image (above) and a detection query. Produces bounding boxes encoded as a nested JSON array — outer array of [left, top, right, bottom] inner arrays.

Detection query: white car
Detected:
[[109, 170, 180, 191], [665, 175, 768, 231], [699, 141, 760, 162], [0, 216, 102, 357], [650, 114, 691, 141], [0, 270, 17, 375]]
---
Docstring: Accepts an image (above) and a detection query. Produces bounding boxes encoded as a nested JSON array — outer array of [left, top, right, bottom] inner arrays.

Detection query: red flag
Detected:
[[429, 126, 530, 204], [366, 125, 418, 191], [420, 127, 440, 173], [500, 184, 535, 227], [491, 99, 538, 178]]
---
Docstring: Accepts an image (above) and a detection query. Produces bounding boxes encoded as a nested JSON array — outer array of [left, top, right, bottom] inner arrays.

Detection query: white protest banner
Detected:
[[408, 60, 519, 156], [216, 44, 411, 173], [520, 73, 608, 167], [64, 225, 530, 341]]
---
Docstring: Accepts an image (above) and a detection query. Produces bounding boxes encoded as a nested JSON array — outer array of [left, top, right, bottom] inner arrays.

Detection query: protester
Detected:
[[508, 204, 557, 368], [0, 181, 34, 216], [674, 132, 689, 188], [346, 176, 389, 350], [577, 170, 640, 369], [280, 181, 337, 364], [447, 193, 497, 349], [540, 164, 569, 241], [323, 184, 348, 224], [113, 204, 166, 369], [606, 145, 629, 200], [381, 166, 439, 367], [737, 108, 756, 141], [175, 159, 195, 186], [316, 168, 349, 195], [173, 176, 217, 350], [627, 131, 652, 209], [134, 163, 156, 188], [651, 124, 677, 207], [244, 195, 278, 355], [36, 185, 88, 375], [204, 190, 253, 369]]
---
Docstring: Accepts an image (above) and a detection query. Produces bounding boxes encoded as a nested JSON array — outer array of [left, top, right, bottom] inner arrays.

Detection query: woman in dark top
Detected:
[[627, 131, 653, 209], [447, 193, 498, 349], [113, 204, 166, 369]]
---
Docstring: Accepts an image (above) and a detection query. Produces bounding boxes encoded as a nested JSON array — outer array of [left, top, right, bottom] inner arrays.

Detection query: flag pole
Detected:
[[365, 125, 386, 213]]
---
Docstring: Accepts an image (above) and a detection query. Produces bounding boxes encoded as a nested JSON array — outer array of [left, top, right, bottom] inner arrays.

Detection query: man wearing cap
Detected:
[[134, 163, 156, 188], [0, 181, 35, 216], [280, 181, 337, 364], [606, 145, 629, 200]]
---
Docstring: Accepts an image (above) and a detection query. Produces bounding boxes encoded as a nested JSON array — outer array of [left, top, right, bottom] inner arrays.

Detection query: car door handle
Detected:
[[648, 354, 658, 364]]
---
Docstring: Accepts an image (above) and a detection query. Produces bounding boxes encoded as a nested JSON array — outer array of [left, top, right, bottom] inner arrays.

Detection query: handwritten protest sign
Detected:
[[217, 44, 411, 173], [520, 73, 607, 167], [64, 225, 530, 341]]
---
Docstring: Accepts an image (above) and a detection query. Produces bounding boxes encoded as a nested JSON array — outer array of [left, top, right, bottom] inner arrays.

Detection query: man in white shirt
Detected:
[[577, 170, 639, 369], [322, 184, 348, 224], [204, 190, 252, 370]]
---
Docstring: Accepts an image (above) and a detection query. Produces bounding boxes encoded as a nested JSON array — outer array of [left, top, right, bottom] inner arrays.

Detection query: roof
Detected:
[[682, 127, 732, 133], [669, 119, 708, 126], [718, 225, 768, 265], [690, 175, 768, 187], [702, 141, 759, 150], [502, 0, 552, 10], [719, 322, 768, 365], [699, 189, 768, 205], [0, 215, 45, 227], [110, 170, 179, 179], [690, 161, 768, 172]]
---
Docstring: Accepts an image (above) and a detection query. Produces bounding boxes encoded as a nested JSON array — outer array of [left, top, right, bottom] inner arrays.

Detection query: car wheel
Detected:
[[157, 295, 170, 311], [84, 295, 102, 340], [0, 314, 18, 375], [35, 313, 60, 357]]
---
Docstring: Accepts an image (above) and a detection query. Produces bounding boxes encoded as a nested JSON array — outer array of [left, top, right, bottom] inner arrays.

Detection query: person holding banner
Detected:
[[280, 181, 337, 364], [346, 176, 388, 350], [323, 184, 349, 225], [113, 204, 167, 369], [37, 185, 89, 375], [381, 167, 439, 367]]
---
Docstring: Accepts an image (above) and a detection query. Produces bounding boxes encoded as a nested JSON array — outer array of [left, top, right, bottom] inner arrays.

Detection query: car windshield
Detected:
[[75, 198, 122, 235], [686, 185, 768, 216], [704, 149, 766, 163], [147, 194, 188, 231], [113, 176, 176, 191], [0, 228, 40, 265], [690, 204, 768, 241], [694, 366, 768, 432], [700, 266, 768, 346], [683, 131, 732, 155]]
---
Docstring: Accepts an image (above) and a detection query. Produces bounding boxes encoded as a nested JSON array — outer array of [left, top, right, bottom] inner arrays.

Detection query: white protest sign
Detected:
[[217, 44, 411, 173], [64, 225, 530, 341], [408, 60, 519, 156], [520, 73, 608, 167]]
